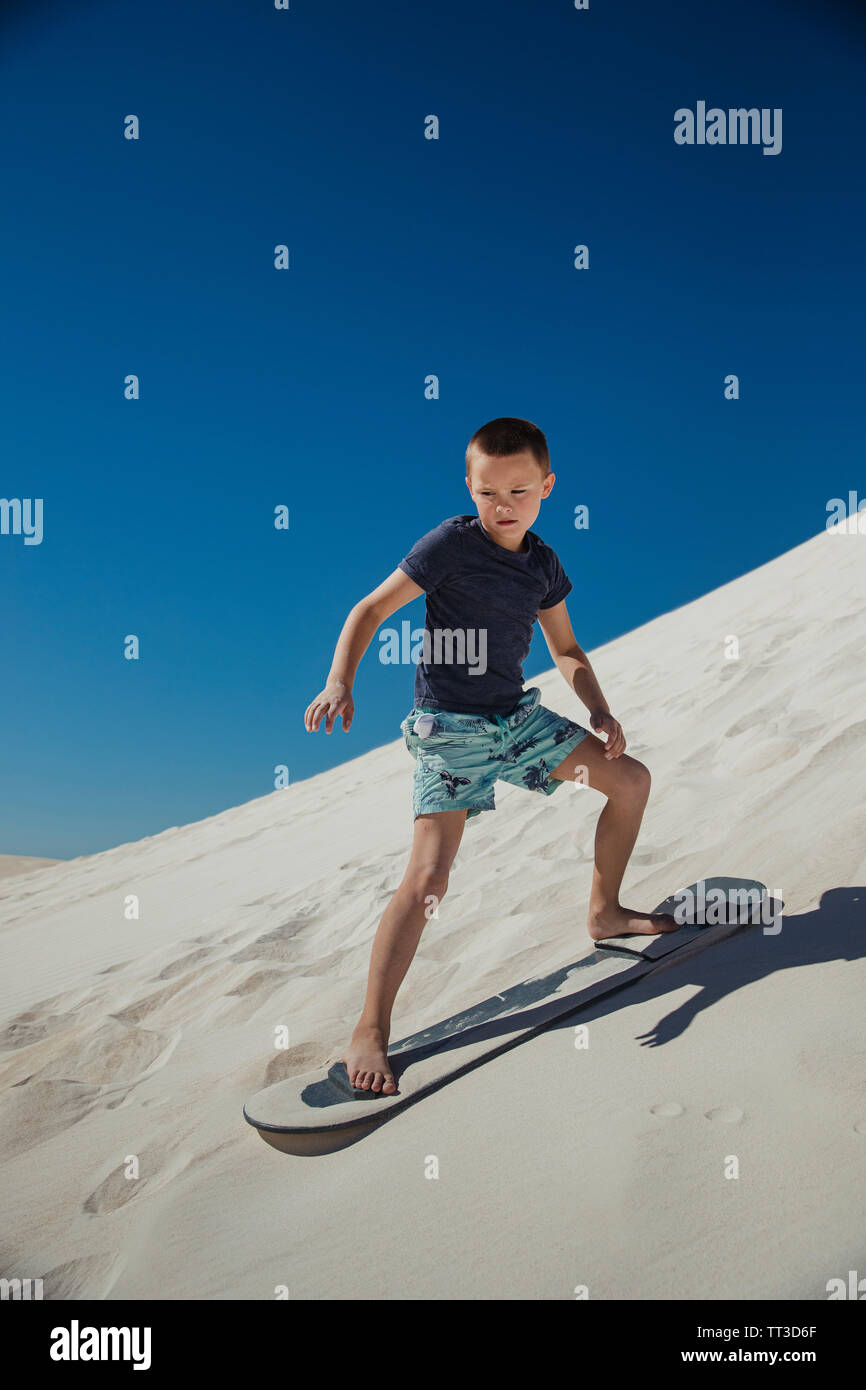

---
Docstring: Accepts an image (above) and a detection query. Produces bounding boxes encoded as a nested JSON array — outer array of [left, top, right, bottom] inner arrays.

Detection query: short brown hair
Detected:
[[466, 417, 550, 482]]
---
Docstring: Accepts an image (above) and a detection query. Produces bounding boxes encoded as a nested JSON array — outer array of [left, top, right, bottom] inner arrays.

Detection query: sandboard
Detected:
[[243, 878, 781, 1152]]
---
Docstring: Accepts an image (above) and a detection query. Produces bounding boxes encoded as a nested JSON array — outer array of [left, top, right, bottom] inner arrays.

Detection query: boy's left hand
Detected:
[[590, 710, 626, 759]]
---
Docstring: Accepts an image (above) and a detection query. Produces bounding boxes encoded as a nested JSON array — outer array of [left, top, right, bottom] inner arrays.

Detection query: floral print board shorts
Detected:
[[399, 686, 590, 821]]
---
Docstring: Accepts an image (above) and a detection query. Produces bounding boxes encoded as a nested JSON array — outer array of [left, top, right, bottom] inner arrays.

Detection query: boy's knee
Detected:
[[621, 757, 651, 800], [407, 866, 450, 904]]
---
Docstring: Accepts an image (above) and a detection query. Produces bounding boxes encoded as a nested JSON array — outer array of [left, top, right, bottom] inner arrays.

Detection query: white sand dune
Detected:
[[1, 522, 865, 1299], [0, 855, 62, 879]]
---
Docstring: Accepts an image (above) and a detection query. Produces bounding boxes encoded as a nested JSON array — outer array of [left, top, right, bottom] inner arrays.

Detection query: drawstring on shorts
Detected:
[[493, 711, 511, 748]]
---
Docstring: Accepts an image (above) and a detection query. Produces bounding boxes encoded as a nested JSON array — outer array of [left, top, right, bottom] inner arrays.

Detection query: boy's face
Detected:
[[465, 449, 555, 551]]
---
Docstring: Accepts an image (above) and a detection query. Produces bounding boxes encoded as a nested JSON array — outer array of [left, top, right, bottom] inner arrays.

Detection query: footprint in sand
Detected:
[[112, 980, 193, 1025], [220, 927, 250, 947], [0, 1010, 74, 1050], [83, 1142, 194, 1215], [726, 739, 801, 776], [224, 967, 290, 999], [14, 1017, 180, 1095], [263, 1041, 335, 1087], [723, 708, 775, 738], [704, 1105, 744, 1124], [153, 947, 214, 980], [650, 1101, 685, 1117], [0, 1079, 102, 1160], [230, 921, 310, 964], [35, 1252, 126, 1300]]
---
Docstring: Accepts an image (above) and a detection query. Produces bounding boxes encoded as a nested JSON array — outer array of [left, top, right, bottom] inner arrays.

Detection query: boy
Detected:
[[304, 417, 678, 1097]]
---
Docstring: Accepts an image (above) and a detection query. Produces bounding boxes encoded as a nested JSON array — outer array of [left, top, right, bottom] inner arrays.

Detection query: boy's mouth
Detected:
[[497, 519, 516, 526]]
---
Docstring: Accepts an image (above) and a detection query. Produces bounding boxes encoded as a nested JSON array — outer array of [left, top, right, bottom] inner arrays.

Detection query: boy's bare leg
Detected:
[[341, 808, 468, 1094], [549, 733, 681, 940]]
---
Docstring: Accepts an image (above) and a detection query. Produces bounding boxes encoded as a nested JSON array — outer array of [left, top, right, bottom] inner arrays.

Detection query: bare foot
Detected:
[[341, 1024, 398, 1095], [588, 905, 681, 941]]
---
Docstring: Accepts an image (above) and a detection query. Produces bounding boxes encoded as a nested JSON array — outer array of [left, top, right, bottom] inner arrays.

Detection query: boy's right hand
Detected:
[[304, 681, 354, 733]]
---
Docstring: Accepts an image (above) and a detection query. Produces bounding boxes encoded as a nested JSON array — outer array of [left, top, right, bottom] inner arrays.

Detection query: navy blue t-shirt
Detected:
[[397, 514, 573, 717]]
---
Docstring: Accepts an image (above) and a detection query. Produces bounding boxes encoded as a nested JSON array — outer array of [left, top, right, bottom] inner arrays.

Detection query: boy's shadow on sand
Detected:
[[508, 883, 864, 1054], [313, 884, 865, 1107], [613, 884, 866, 1049]]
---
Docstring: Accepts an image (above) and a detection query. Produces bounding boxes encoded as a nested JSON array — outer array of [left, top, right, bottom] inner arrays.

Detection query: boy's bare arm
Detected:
[[305, 568, 425, 733], [537, 600, 626, 758]]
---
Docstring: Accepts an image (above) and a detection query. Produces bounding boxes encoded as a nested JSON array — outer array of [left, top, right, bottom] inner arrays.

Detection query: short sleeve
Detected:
[[398, 521, 463, 594], [539, 550, 572, 610]]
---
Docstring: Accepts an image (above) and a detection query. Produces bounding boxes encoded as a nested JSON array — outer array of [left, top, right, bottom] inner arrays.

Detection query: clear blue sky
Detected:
[[2, 0, 863, 859]]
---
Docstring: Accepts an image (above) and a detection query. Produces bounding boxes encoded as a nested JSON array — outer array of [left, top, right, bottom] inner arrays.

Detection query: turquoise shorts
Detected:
[[399, 686, 590, 821]]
